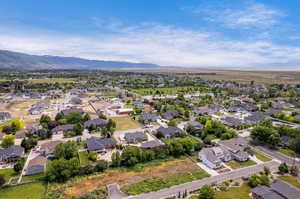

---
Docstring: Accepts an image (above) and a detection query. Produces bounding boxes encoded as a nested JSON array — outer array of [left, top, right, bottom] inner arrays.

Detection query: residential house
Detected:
[[252, 180, 300, 199], [25, 155, 47, 175], [124, 132, 148, 144], [163, 110, 179, 120], [221, 117, 244, 127], [199, 148, 222, 169], [218, 137, 249, 162], [116, 108, 134, 115], [51, 124, 74, 135], [0, 145, 24, 164], [37, 140, 62, 158], [84, 118, 108, 130], [140, 112, 159, 124], [69, 97, 82, 105], [156, 126, 183, 138], [0, 112, 11, 123], [184, 121, 203, 131], [140, 140, 165, 150], [87, 137, 117, 153], [61, 108, 84, 116], [244, 112, 268, 125]]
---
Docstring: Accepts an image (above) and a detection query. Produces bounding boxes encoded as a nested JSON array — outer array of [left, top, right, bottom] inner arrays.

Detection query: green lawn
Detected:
[[122, 168, 210, 195], [215, 182, 252, 199], [253, 151, 272, 162], [0, 168, 18, 182], [278, 175, 300, 189], [226, 160, 256, 169], [278, 148, 296, 157], [0, 182, 47, 199], [21, 173, 45, 182], [110, 116, 140, 131], [78, 151, 90, 166]]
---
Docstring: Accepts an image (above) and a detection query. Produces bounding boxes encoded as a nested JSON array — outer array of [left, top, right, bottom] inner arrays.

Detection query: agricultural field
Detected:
[[27, 78, 74, 83], [120, 69, 300, 84], [0, 182, 47, 199], [48, 157, 209, 199], [110, 116, 140, 131]]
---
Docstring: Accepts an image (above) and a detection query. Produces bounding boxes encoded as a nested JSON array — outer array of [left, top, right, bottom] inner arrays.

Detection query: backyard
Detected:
[[110, 116, 140, 131], [214, 182, 252, 199], [0, 168, 18, 182], [48, 157, 209, 199], [0, 182, 47, 199]]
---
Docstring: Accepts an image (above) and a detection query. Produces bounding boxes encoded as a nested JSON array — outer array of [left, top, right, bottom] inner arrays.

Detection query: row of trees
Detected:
[[111, 137, 199, 167]]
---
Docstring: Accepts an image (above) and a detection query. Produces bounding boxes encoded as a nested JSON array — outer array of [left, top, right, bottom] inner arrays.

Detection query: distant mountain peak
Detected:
[[0, 49, 160, 70]]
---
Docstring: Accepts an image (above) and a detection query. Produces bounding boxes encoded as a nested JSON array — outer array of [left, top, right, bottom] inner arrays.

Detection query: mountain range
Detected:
[[0, 50, 160, 70]]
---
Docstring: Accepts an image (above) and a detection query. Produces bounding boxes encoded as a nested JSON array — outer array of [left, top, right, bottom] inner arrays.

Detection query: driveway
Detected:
[[107, 184, 128, 199], [197, 162, 219, 176]]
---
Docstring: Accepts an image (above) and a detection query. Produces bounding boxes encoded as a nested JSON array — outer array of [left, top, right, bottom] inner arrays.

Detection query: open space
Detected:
[[110, 116, 141, 131], [252, 150, 272, 162], [48, 157, 209, 198]]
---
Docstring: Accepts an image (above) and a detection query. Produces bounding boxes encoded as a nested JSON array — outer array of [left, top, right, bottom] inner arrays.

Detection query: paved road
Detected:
[[107, 184, 128, 199], [125, 161, 280, 199], [254, 145, 300, 167]]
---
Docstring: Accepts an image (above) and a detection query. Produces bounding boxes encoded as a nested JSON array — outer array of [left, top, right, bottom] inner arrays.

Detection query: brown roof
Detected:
[[39, 140, 62, 154]]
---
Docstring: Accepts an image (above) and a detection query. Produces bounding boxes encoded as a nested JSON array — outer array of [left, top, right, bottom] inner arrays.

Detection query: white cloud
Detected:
[[194, 2, 285, 29], [0, 23, 300, 69]]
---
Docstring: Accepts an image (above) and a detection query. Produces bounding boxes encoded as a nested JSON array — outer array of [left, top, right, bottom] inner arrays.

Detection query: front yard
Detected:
[[214, 182, 252, 199], [278, 175, 300, 189], [226, 160, 256, 169], [110, 116, 141, 131]]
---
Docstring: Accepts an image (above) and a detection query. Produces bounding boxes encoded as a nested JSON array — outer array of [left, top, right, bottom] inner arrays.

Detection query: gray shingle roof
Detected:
[[84, 119, 108, 129], [87, 137, 116, 151], [0, 145, 24, 160]]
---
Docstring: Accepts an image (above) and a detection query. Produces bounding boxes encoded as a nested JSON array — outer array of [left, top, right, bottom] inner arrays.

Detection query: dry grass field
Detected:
[[110, 116, 141, 131], [117, 69, 300, 84], [48, 157, 209, 199]]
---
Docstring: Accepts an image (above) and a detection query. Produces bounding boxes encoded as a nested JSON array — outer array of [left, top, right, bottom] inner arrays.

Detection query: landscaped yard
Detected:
[[278, 148, 296, 157], [78, 151, 90, 166], [0, 182, 47, 199], [0, 168, 18, 182], [48, 157, 209, 198], [110, 116, 140, 131], [278, 175, 300, 189], [226, 160, 256, 169], [253, 151, 272, 162], [215, 182, 252, 199], [21, 173, 45, 182]]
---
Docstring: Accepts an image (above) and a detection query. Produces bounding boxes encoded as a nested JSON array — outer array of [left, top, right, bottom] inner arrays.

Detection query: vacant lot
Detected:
[[0, 182, 46, 199], [226, 160, 256, 169], [110, 116, 140, 131], [49, 157, 209, 199]]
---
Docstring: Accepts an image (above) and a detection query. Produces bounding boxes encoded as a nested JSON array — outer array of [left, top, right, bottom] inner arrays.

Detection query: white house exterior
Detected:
[[199, 148, 222, 169]]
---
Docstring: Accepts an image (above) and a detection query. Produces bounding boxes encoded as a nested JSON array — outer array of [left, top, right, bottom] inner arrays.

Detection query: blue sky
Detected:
[[1, 0, 300, 69]]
